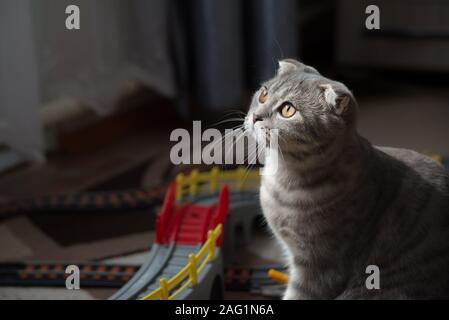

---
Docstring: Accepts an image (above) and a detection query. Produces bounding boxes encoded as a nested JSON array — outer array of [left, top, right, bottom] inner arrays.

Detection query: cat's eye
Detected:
[[279, 103, 296, 118], [259, 87, 268, 103]]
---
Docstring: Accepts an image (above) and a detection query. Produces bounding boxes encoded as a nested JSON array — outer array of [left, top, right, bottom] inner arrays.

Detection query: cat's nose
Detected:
[[253, 114, 263, 124]]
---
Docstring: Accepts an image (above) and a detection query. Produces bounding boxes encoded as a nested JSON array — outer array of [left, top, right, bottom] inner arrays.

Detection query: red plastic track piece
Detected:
[[176, 205, 214, 245], [155, 184, 230, 246], [214, 185, 229, 246], [155, 182, 176, 244]]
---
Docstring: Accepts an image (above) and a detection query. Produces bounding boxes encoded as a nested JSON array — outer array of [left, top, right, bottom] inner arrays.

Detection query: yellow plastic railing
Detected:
[[175, 166, 260, 201], [141, 224, 222, 300]]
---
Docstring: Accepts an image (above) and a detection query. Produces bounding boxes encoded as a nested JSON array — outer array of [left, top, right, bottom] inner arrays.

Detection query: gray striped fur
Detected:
[[244, 59, 449, 299]]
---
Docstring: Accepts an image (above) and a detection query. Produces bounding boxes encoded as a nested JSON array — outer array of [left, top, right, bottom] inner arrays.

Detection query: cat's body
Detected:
[[246, 59, 449, 299]]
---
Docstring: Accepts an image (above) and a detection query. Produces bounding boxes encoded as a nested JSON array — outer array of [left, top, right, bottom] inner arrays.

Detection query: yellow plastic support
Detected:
[[236, 166, 246, 191], [141, 224, 222, 300], [159, 278, 169, 299], [167, 263, 190, 290], [207, 230, 215, 262], [188, 254, 198, 286], [142, 287, 162, 300], [175, 173, 185, 201], [210, 167, 220, 192], [174, 167, 260, 201], [268, 269, 289, 285], [189, 169, 199, 197]]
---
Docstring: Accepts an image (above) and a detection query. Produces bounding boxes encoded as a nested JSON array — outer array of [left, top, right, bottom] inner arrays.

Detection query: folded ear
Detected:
[[278, 59, 319, 76], [319, 83, 355, 116], [277, 59, 301, 76]]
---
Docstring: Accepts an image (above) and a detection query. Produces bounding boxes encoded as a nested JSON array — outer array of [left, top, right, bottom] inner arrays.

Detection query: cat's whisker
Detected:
[[243, 142, 258, 166], [208, 109, 246, 128], [243, 147, 259, 182], [277, 143, 286, 164], [223, 128, 246, 164], [205, 124, 243, 152], [222, 109, 247, 117], [275, 134, 287, 163], [203, 125, 245, 170], [208, 117, 245, 128]]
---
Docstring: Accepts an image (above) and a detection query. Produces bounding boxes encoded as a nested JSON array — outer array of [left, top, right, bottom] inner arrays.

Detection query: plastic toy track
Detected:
[[111, 166, 262, 300], [0, 186, 166, 221], [225, 264, 287, 292], [2, 166, 265, 299], [0, 260, 285, 295], [3, 158, 447, 299], [0, 261, 139, 288]]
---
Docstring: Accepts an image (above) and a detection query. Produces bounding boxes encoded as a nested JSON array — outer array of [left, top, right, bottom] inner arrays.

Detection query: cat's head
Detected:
[[245, 59, 358, 153]]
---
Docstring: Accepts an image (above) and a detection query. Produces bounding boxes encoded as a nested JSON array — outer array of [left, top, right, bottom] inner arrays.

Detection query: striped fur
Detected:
[[245, 59, 449, 299]]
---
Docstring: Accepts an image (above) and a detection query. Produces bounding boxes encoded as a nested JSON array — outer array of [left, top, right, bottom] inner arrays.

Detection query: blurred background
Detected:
[[1, 0, 449, 299]]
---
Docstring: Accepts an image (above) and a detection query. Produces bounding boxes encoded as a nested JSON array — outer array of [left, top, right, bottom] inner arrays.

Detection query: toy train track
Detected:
[[0, 261, 139, 288], [128, 157, 447, 300], [2, 155, 447, 300], [224, 265, 287, 295], [110, 167, 263, 300], [0, 260, 285, 298], [112, 180, 232, 300], [2, 155, 445, 222], [0, 166, 266, 300], [0, 186, 166, 221]]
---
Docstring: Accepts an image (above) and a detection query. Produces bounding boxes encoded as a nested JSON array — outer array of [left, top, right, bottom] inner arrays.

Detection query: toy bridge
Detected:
[[111, 167, 261, 300], [155, 182, 228, 246]]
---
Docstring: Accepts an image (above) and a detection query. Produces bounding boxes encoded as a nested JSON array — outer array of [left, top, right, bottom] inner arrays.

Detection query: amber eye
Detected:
[[279, 103, 296, 118], [259, 87, 268, 103]]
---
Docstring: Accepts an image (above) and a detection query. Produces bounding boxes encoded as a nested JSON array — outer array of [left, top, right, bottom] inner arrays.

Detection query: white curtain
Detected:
[[0, 0, 175, 161], [35, 0, 176, 115], [0, 0, 44, 162]]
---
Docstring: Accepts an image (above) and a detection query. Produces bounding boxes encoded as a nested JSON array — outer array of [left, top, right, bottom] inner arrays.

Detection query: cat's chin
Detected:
[[249, 129, 265, 146]]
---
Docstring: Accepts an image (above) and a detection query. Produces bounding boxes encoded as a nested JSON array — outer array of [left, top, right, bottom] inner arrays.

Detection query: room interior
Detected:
[[1, 0, 448, 300]]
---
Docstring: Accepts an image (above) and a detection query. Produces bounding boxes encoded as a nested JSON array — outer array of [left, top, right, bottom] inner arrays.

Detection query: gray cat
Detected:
[[244, 59, 449, 299]]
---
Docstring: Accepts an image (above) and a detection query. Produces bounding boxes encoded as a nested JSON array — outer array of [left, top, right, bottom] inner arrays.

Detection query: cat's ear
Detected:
[[278, 59, 319, 76], [277, 59, 300, 76], [319, 83, 355, 116]]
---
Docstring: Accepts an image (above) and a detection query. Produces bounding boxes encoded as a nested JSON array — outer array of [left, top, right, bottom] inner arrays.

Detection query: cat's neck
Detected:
[[263, 132, 370, 187]]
